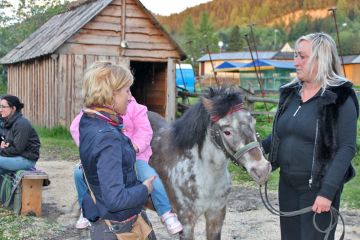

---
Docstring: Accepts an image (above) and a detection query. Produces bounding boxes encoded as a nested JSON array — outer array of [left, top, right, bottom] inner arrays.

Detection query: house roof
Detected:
[[0, 0, 186, 64], [197, 51, 277, 62], [342, 55, 360, 64]]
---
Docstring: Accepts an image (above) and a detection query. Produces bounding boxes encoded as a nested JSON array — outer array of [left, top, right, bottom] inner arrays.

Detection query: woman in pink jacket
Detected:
[[71, 96, 183, 235]]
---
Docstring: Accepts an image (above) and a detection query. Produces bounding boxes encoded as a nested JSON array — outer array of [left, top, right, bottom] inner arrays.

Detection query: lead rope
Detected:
[[260, 182, 345, 240]]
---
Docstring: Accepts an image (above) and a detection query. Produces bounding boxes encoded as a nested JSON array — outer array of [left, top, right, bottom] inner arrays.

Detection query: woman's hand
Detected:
[[142, 176, 156, 194], [0, 141, 9, 149], [312, 196, 332, 213]]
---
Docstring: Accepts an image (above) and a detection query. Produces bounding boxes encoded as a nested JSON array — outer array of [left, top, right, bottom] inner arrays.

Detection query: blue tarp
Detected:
[[215, 59, 295, 72], [215, 62, 246, 71], [243, 59, 295, 70]]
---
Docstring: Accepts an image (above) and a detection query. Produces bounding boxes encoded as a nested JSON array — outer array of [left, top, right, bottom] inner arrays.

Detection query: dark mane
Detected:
[[172, 86, 243, 151]]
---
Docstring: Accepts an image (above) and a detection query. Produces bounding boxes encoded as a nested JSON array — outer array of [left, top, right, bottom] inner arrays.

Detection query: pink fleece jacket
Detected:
[[69, 97, 153, 162]]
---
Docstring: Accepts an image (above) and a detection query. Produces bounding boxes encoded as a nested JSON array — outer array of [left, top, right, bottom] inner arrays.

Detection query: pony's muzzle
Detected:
[[250, 161, 271, 185]]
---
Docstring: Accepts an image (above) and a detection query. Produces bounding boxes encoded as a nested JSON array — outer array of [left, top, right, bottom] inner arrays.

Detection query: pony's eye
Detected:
[[224, 131, 231, 136]]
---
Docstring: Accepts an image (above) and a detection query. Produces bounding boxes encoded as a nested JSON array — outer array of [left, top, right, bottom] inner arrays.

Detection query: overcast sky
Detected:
[[140, 0, 212, 16], [3, 0, 212, 16]]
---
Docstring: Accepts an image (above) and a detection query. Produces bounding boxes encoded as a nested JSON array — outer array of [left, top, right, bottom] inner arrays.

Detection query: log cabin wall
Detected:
[[57, 54, 128, 126], [7, 56, 58, 127], [58, 0, 181, 61]]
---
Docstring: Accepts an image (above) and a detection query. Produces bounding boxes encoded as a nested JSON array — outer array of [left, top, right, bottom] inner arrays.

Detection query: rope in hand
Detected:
[[259, 182, 345, 240]]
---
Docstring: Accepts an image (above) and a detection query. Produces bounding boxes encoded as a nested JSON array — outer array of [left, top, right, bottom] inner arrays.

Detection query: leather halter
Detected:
[[210, 123, 260, 167]]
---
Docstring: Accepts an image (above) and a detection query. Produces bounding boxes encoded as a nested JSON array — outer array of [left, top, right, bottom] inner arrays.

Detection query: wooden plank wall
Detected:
[[7, 54, 128, 127], [57, 54, 129, 127], [58, 0, 181, 61], [344, 64, 360, 86], [7, 56, 58, 127]]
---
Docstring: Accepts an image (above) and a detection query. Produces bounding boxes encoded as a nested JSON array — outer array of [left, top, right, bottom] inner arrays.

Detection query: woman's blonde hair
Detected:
[[82, 61, 134, 107], [285, 32, 348, 91]]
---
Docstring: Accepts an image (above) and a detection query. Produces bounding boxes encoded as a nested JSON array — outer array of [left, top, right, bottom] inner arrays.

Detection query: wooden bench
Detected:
[[20, 171, 49, 217]]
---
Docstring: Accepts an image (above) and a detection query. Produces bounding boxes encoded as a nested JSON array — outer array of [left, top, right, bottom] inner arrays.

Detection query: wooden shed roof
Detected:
[[0, 0, 186, 64]]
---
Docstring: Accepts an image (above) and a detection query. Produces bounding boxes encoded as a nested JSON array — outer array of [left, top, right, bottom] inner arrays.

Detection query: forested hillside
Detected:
[[157, 0, 359, 33], [154, 0, 360, 66]]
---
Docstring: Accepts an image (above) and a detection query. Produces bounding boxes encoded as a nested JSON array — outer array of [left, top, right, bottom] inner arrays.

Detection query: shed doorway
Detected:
[[130, 61, 167, 116]]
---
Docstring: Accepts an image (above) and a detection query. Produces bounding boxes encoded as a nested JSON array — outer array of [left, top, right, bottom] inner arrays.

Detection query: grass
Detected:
[[34, 126, 79, 160], [0, 208, 64, 240]]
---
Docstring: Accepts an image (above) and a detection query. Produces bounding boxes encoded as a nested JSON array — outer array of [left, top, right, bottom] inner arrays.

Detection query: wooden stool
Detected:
[[20, 172, 49, 217]]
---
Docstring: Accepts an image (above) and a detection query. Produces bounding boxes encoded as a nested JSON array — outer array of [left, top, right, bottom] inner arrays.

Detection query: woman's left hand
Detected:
[[312, 196, 332, 213]]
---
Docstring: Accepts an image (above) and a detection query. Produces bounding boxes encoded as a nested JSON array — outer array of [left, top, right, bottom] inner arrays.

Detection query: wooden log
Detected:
[[246, 96, 279, 104]]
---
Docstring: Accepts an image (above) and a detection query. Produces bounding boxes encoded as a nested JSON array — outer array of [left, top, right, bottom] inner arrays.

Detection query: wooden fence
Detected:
[[176, 89, 279, 117]]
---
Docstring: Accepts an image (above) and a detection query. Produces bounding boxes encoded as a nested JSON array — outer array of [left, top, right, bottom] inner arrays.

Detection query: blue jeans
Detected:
[[0, 155, 35, 175], [74, 163, 88, 207], [74, 160, 171, 216], [135, 160, 171, 216]]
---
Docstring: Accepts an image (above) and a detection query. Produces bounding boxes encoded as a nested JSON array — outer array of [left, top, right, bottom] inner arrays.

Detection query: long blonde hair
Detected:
[[82, 61, 134, 107], [285, 32, 348, 90]]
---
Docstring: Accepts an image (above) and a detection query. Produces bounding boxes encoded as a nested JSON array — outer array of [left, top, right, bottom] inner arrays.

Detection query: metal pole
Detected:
[[328, 7, 346, 77], [206, 45, 219, 86]]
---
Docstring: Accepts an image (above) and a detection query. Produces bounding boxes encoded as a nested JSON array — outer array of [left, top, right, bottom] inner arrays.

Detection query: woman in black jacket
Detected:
[[262, 32, 358, 240], [0, 95, 40, 175]]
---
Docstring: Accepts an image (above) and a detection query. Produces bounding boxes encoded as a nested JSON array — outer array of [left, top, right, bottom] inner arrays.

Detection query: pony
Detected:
[[148, 86, 271, 240]]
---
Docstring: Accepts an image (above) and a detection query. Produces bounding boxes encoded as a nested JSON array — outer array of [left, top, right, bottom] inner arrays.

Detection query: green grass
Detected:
[[0, 208, 64, 240], [34, 126, 79, 160]]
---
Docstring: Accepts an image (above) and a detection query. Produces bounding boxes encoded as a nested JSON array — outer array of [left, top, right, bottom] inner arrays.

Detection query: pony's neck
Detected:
[[199, 131, 228, 170]]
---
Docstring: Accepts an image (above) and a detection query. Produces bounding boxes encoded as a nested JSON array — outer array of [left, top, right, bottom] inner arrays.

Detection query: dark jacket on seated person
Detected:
[[0, 112, 40, 161], [79, 114, 148, 222]]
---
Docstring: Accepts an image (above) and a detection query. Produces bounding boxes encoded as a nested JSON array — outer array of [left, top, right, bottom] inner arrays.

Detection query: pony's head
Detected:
[[202, 86, 271, 185]]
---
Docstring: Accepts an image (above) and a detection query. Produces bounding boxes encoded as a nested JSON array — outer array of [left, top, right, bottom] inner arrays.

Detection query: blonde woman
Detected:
[[263, 32, 358, 240], [79, 62, 156, 239]]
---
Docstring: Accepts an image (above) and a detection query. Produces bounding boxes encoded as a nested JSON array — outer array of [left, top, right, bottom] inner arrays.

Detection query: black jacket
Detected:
[[0, 112, 40, 161], [263, 81, 358, 200]]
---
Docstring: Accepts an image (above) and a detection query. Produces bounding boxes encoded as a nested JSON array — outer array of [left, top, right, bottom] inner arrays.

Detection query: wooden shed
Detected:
[[0, 0, 186, 127], [343, 55, 360, 86]]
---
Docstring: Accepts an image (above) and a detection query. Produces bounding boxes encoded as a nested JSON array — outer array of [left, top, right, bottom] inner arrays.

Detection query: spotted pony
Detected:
[[148, 86, 271, 240]]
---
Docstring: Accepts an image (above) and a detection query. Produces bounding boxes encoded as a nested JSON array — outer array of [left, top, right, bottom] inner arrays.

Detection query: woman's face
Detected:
[[0, 99, 16, 119], [294, 40, 318, 83], [112, 85, 132, 115]]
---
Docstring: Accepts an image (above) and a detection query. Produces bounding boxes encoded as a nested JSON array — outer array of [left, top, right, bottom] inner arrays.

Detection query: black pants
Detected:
[[278, 172, 342, 240]]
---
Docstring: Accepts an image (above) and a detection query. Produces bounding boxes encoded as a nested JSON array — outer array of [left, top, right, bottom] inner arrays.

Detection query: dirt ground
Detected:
[[37, 158, 360, 240]]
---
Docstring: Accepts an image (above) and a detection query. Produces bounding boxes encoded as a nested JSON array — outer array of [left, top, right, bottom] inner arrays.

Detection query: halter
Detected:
[[210, 120, 261, 167]]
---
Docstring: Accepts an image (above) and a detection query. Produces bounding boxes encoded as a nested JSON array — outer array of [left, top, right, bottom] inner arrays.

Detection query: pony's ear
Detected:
[[201, 97, 214, 114]]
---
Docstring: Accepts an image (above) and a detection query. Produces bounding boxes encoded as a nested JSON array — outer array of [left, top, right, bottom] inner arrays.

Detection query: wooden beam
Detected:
[[166, 58, 176, 122]]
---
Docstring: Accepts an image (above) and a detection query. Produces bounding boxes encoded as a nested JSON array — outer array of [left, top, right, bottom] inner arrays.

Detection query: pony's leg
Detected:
[[205, 206, 226, 240], [178, 214, 196, 240], [179, 223, 195, 240]]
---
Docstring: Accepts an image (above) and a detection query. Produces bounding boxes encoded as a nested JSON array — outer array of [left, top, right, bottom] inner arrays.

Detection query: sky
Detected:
[[139, 0, 212, 16], [3, 0, 213, 17]]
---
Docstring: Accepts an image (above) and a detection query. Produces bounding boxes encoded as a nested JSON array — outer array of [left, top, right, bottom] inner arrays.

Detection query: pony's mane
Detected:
[[172, 86, 243, 152]]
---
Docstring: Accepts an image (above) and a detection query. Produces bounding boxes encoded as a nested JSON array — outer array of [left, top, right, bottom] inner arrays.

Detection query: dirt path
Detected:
[[37, 158, 360, 240]]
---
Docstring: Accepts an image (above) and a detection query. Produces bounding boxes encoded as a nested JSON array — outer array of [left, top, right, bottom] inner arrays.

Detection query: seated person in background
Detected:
[[71, 95, 183, 235], [0, 95, 40, 176]]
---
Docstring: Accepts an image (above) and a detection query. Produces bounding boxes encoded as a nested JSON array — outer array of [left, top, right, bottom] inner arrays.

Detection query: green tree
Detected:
[[0, 0, 69, 91], [227, 26, 243, 52], [181, 16, 199, 66], [198, 12, 218, 53]]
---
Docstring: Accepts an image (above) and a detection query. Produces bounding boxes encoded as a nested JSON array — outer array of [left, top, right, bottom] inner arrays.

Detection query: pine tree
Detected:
[[227, 26, 243, 52]]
